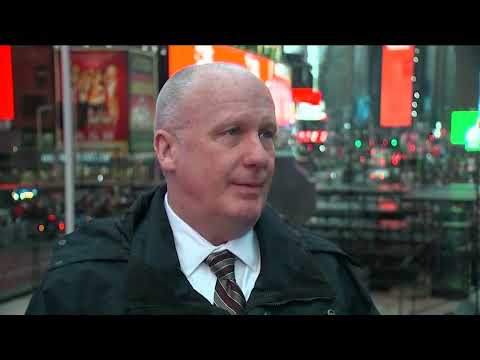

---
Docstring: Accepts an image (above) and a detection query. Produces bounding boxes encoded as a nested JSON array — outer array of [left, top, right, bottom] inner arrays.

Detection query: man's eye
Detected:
[[225, 128, 239, 136], [259, 130, 275, 139]]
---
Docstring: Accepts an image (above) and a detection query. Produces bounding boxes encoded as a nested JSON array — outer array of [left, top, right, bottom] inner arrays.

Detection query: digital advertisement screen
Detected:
[[0, 45, 14, 121], [380, 45, 415, 128]]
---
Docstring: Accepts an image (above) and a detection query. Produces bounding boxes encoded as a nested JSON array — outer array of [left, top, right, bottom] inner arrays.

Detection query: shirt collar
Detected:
[[164, 193, 258, 277]]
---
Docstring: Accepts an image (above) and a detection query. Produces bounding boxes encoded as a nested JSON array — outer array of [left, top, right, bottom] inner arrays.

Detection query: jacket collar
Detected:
[[124, 185, 335, 313]]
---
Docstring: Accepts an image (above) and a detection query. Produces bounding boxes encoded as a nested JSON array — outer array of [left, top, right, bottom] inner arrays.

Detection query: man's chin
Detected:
[[227, 203, 264, 226]]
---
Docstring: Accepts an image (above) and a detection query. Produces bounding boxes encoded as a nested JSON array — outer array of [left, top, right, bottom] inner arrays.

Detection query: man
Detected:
[[26, 63, 379, 315]]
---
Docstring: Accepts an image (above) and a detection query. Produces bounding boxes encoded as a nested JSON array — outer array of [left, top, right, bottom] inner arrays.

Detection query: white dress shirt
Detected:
[[164, 193, 261, 304]]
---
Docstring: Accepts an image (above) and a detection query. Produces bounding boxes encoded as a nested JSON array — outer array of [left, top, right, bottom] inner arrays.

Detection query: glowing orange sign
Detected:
[[168, 45, 274, 82], [168, 45, 293, 126], [380, 45, 415, 128]]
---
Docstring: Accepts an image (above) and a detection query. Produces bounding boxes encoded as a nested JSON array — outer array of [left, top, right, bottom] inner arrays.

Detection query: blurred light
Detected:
[[11, 192, 19, 201], [295, 130, 327, 144], [413, 56, 419, 63], [433, 128, 441, 139], [12, 146, 18, 152], [412, 110, 417, 117], [23, 191, 34, 200], [20, 193, 25, 200], [58, 222, 65, 232], [408, 143, 416, 153], [391, 152, 402, 166], [319, 145, 326, 152], [414, 92, 420, 99], [38, 224, 45, 232], [411, 76, 416, 82], [359, 155, 366, 164], [370, 148, 377, 156], [160, 48, 167, 56], [435, 121, 442, 129], [380, 158, 386, 167], [344, 123, 351, 130], [320, 130, 328, 143], [426, 153, 433, 160], [390, 138, 398, 147], [378, 199, 398, 212], [48, 214, 57, 222], [412, 101, 418, 108], [415, 48, 420, 54], [97, 174, 104, 182], [330, 172, 337, 180], [354, 139, 362, 148]]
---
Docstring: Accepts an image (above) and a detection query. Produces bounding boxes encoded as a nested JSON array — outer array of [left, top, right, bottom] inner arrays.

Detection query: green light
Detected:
[[451, 111, 478, 145], [354, 139, 362, 149], [390, 138, 398, 147]]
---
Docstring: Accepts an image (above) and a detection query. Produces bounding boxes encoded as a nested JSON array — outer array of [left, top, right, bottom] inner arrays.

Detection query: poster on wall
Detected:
[[71, 50, 129, 153], [128, 51, 156, 153]]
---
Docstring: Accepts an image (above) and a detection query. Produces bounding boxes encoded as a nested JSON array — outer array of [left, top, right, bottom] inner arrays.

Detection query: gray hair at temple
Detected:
[[153, 62, 260, 134]]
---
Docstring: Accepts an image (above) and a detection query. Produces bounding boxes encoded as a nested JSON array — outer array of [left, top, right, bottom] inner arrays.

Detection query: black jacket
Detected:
[[26, 185, 379, 315]]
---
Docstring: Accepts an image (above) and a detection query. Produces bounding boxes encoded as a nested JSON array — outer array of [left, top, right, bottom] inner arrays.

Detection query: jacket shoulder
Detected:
[[48, 216, 130, 271], [295, 226, 360, 266]]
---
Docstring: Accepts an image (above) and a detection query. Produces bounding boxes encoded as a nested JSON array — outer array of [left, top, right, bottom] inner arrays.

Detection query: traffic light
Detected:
[[390, 137, 398, 148], [354, 139, 362, 149]]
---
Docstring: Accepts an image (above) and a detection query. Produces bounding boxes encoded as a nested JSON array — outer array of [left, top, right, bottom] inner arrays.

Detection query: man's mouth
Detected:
[[232, 181, 265, 188]]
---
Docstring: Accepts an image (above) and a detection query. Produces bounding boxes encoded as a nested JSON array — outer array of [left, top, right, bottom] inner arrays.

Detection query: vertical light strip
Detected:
[[0, 45, 15, 120]]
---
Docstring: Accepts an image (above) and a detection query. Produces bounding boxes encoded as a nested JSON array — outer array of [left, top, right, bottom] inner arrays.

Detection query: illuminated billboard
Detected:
[[380, 45, 415, 128], [0, 45, 14, 121], [70, 50, 129, 154], [450, 110, 480, 151], [168, 45, 293, 127]]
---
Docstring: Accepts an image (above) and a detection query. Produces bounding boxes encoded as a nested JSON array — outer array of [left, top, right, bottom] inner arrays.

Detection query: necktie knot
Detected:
[[205, 249, 236, 281]]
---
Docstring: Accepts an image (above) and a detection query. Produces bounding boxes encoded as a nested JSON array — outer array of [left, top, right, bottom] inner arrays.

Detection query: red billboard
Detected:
[[71, 50, 128, 151], [0, 45, 15, 121], [168, 45, 274, 82], [168, 45, 293, 127], [380, 45, 415, 128]]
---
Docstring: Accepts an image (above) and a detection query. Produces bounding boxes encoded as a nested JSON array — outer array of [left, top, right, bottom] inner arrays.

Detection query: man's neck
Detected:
[[166, 191, 251, 246]]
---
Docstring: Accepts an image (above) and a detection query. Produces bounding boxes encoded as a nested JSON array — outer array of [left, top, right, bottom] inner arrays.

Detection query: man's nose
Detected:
[[243, 135, 271, 168]]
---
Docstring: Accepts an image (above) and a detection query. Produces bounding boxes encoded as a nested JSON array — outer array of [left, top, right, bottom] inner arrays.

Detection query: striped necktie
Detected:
[[205, 250, 246, 315]]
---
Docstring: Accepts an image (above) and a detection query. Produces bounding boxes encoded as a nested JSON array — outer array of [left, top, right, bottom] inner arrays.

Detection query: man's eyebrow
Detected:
[[260, 118, 277, 129]]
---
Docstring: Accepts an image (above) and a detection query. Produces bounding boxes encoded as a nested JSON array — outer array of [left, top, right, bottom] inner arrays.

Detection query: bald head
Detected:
[[154, 62, 272, 133]]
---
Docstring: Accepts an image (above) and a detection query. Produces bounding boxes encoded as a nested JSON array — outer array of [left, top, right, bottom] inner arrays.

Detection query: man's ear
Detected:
[[154, 129, 177, 173]]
